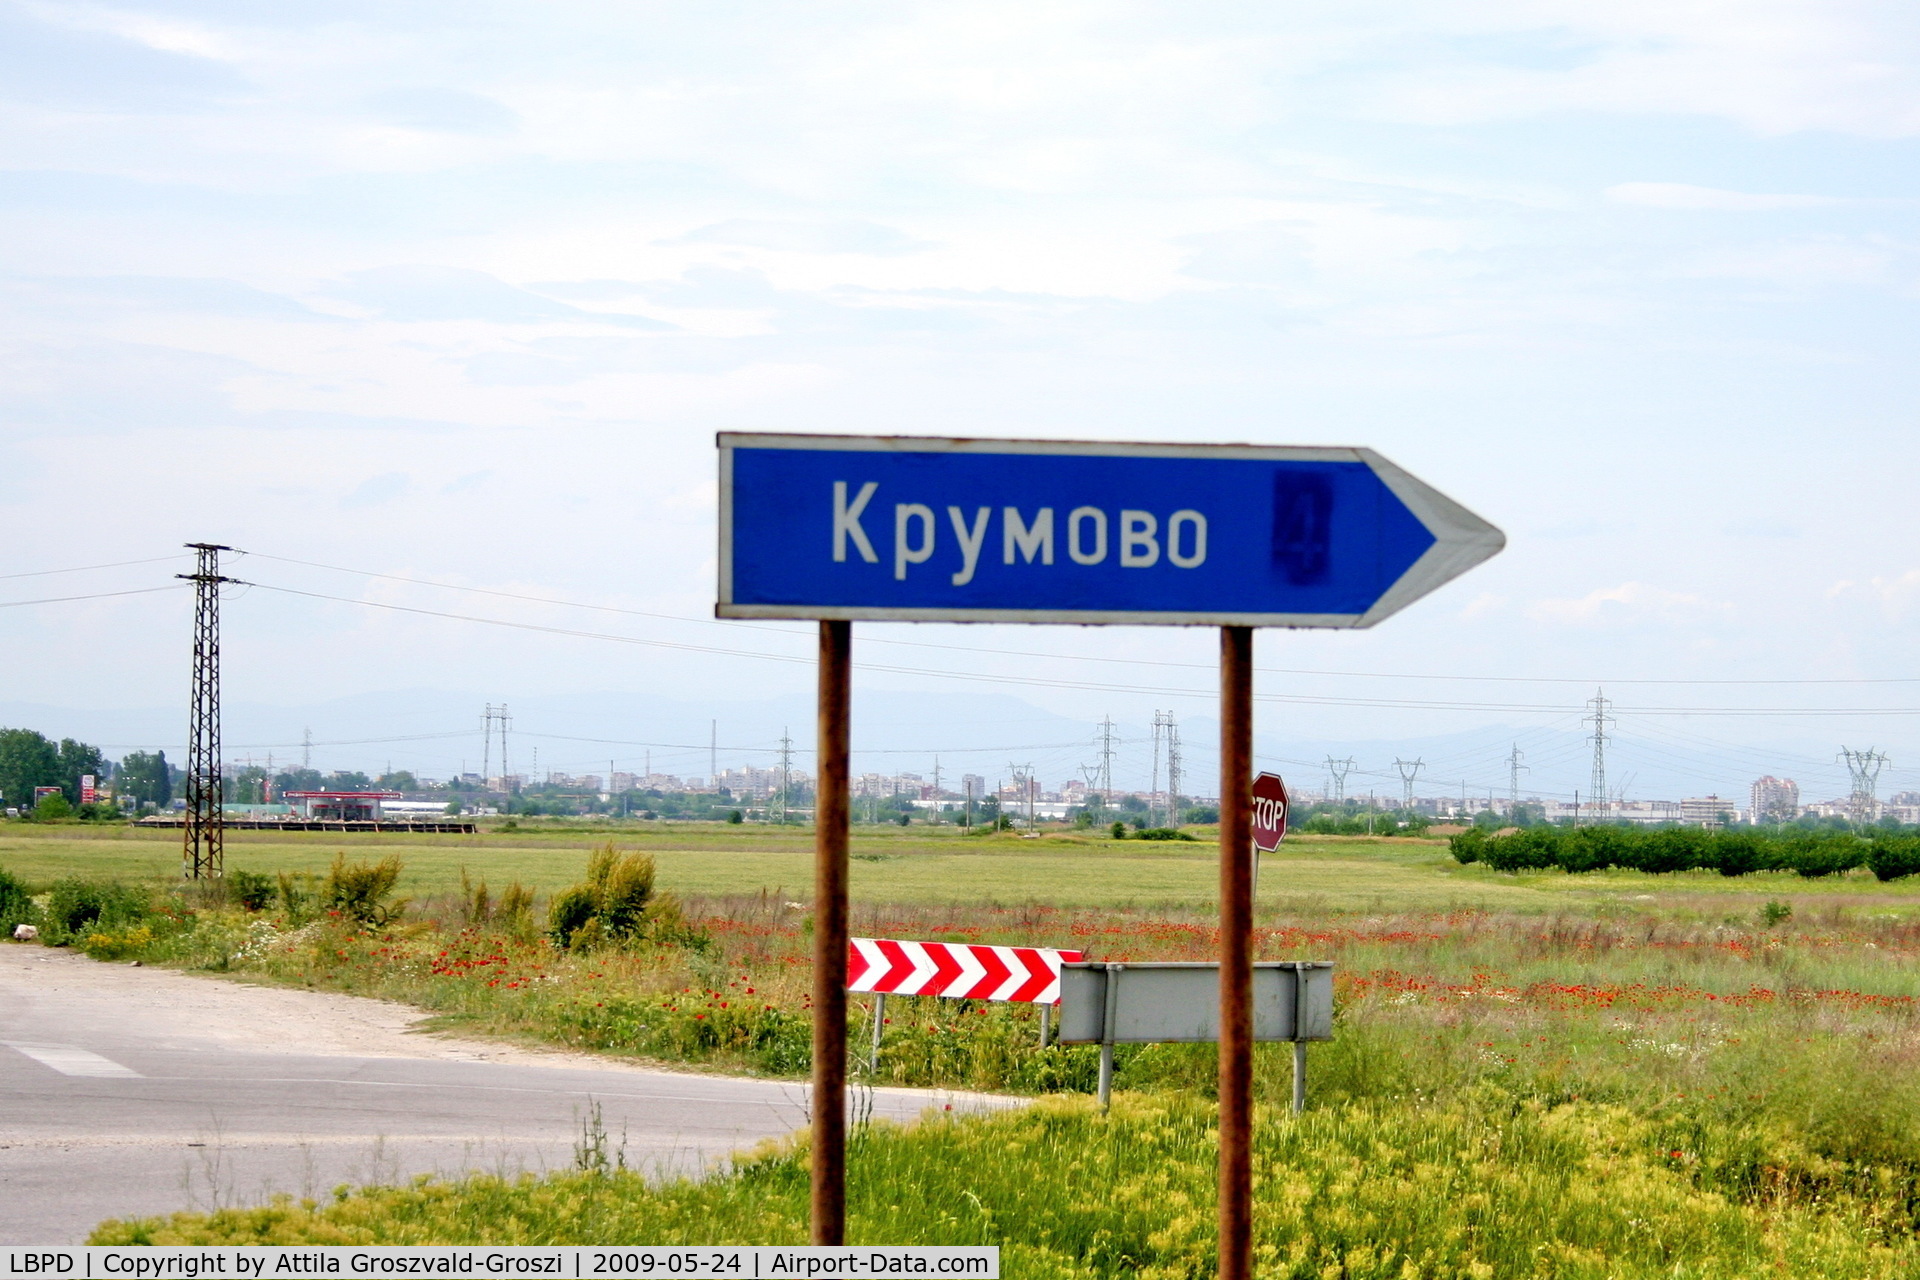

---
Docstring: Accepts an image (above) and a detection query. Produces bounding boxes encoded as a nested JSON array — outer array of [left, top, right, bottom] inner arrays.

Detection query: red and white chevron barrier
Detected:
[[848, 937, 1085, 1005]]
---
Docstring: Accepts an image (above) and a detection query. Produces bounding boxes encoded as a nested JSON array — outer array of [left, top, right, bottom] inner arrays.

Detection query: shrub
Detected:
[[1782, 834, 1866, 879], [0, 867, 34, 932], [1448, 829, 1485, 864], [276, 871, 314, 920], [1481, 826, 1560, 872], [1110, 821, 1127, 840], [548, 844, 696, 951], [1132, 828, 1196, 842], [43, 877, 149, 945], [323, 854, 406, 927], [226, 869, 277, 912], [1869, 835, 1920, 881]]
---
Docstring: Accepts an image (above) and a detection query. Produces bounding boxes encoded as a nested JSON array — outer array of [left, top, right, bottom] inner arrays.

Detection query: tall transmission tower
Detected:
[[179, 543, 233, 880], [1393, 758, 1424, 810], [1008, 762, 1037, 830], [1149, 710, 1178, 826], [482, 704, 496, 782], [1325, 756, 1355, 806], [777, 728, 794, 825], [1840, 747, 1890, 825], [1165, 715, 1182, 821], [1102, 716, 1117, 799], [928, 755, 941, 825], [301, 726, 312, 771], [1586, 689, 1613, 824], [1507, 744, 1528, 813]]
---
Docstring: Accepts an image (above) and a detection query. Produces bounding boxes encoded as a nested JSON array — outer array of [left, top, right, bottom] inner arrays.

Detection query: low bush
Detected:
[[323, 854, 406, 927], [42, 876, 149, 944], [1458, 825, 1907, 879], [548, 844, 700, 951], [226, 869, 277, 912], [1868, 835, 1920, 881], [0, 867, 34, 932]]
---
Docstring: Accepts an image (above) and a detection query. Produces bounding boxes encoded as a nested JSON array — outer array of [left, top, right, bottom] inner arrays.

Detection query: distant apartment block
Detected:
[[1749, 776, 1800, 824]]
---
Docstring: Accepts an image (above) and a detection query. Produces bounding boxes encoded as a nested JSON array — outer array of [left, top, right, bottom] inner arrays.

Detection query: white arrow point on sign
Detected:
[[986, 947, 1026, 1002], [949, 945, 987, 997], [850, 938, 889, 993], [1356, 448, 1506, 628], [900, 942, 939, 995]]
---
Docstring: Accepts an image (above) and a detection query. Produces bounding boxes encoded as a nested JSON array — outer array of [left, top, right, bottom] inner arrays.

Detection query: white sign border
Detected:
[[716, 432, 1503, 628]]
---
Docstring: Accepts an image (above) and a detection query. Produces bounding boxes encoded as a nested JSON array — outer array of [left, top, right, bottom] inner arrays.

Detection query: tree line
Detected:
[[1451, 824, 1920, 880]]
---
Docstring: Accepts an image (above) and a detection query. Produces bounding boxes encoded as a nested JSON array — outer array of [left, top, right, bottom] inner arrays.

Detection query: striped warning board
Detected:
[[848, 937, 1085, 1005]]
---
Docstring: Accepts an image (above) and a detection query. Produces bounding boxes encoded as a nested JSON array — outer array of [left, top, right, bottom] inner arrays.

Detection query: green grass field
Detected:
[[9, 820, 1920, 915], [18, 820, 1920, 1272]]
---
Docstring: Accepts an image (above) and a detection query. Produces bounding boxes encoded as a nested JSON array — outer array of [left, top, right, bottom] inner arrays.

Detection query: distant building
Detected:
[[611, 772, 637, 793], [1750, 776, 1800, 824], [1679, 796, 1739, 827]]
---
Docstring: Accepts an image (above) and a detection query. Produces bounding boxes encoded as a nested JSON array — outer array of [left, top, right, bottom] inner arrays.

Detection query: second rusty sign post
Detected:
[[717, 433, 1503, 1273]]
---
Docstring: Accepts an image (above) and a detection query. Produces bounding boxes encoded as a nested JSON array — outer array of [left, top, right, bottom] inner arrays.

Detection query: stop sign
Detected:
[[1250, 772, 1289, 853]]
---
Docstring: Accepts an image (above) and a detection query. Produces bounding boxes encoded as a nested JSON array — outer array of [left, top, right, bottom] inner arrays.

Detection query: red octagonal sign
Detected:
[[1250, 772, 1289, 853]]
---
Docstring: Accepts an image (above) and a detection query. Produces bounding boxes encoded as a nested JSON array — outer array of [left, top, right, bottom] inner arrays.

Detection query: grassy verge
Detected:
[[92, 1092, 1920, 1278], [16, 836, 1920, 1270]]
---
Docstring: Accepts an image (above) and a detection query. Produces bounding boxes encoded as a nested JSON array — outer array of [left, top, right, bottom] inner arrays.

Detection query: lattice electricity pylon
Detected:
[[1326, 756, 1355, 805], [1839, 747, 1889, 825], [1393, 758, 1424, 809], [1586, 689, 1613, 823], [178, 543, 234, 880]]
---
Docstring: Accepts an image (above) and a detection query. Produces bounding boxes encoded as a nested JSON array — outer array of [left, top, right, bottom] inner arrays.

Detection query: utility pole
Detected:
[[710, 720, 718, 787], [964, 777, 974, 829], [1325, 756, 1354, 807], [929, 756, 941, 825], [1586, 690, 1612, 825], [1840, 747, 1890, 825], [179, 543, 233, 880], [1507, 744, 1528, 814], [1393, 758, 1423, 811]]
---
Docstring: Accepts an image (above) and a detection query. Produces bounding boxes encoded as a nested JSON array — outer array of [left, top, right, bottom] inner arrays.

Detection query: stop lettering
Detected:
[[1250, 772, 1288, 853]]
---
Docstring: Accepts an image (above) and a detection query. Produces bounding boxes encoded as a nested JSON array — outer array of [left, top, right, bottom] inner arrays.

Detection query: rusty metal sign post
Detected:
[[716, 433, 1503, 1270]]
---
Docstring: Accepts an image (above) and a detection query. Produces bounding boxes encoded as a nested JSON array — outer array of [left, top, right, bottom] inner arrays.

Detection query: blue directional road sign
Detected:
[[717, 434, 1503, 627]]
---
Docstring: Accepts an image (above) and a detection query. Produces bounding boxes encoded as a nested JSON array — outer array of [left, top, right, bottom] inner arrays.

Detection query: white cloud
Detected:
[[1605, 183, 1843, 211], [1528, 582, 1734, 626]]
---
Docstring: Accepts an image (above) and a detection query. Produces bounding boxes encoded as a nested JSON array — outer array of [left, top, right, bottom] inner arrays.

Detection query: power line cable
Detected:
[[235, 579, 1920, 718], [238, 549, 1920, 689], [0, 584, 190, 609], [0, 555, 190, 581]]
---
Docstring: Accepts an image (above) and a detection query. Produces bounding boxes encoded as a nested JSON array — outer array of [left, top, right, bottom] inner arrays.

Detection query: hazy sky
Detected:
[[4, 1, 1919, 801]]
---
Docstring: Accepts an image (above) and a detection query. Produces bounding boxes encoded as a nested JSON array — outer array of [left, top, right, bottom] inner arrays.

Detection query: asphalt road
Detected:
[[0, 946, 1006, 1244]]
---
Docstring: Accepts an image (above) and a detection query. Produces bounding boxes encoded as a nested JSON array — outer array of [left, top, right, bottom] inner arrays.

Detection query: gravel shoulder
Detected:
[[1, 942, 729, 1073]]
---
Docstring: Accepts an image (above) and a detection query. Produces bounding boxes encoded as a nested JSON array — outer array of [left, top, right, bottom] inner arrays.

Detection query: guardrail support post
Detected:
[[813, 619, 851, 1245], [1292, 1042, 1307, 1115], [869, 993, 885, 1072], [1218, 625, 1255, 1280], [1098, 961, 1122, 1112]]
